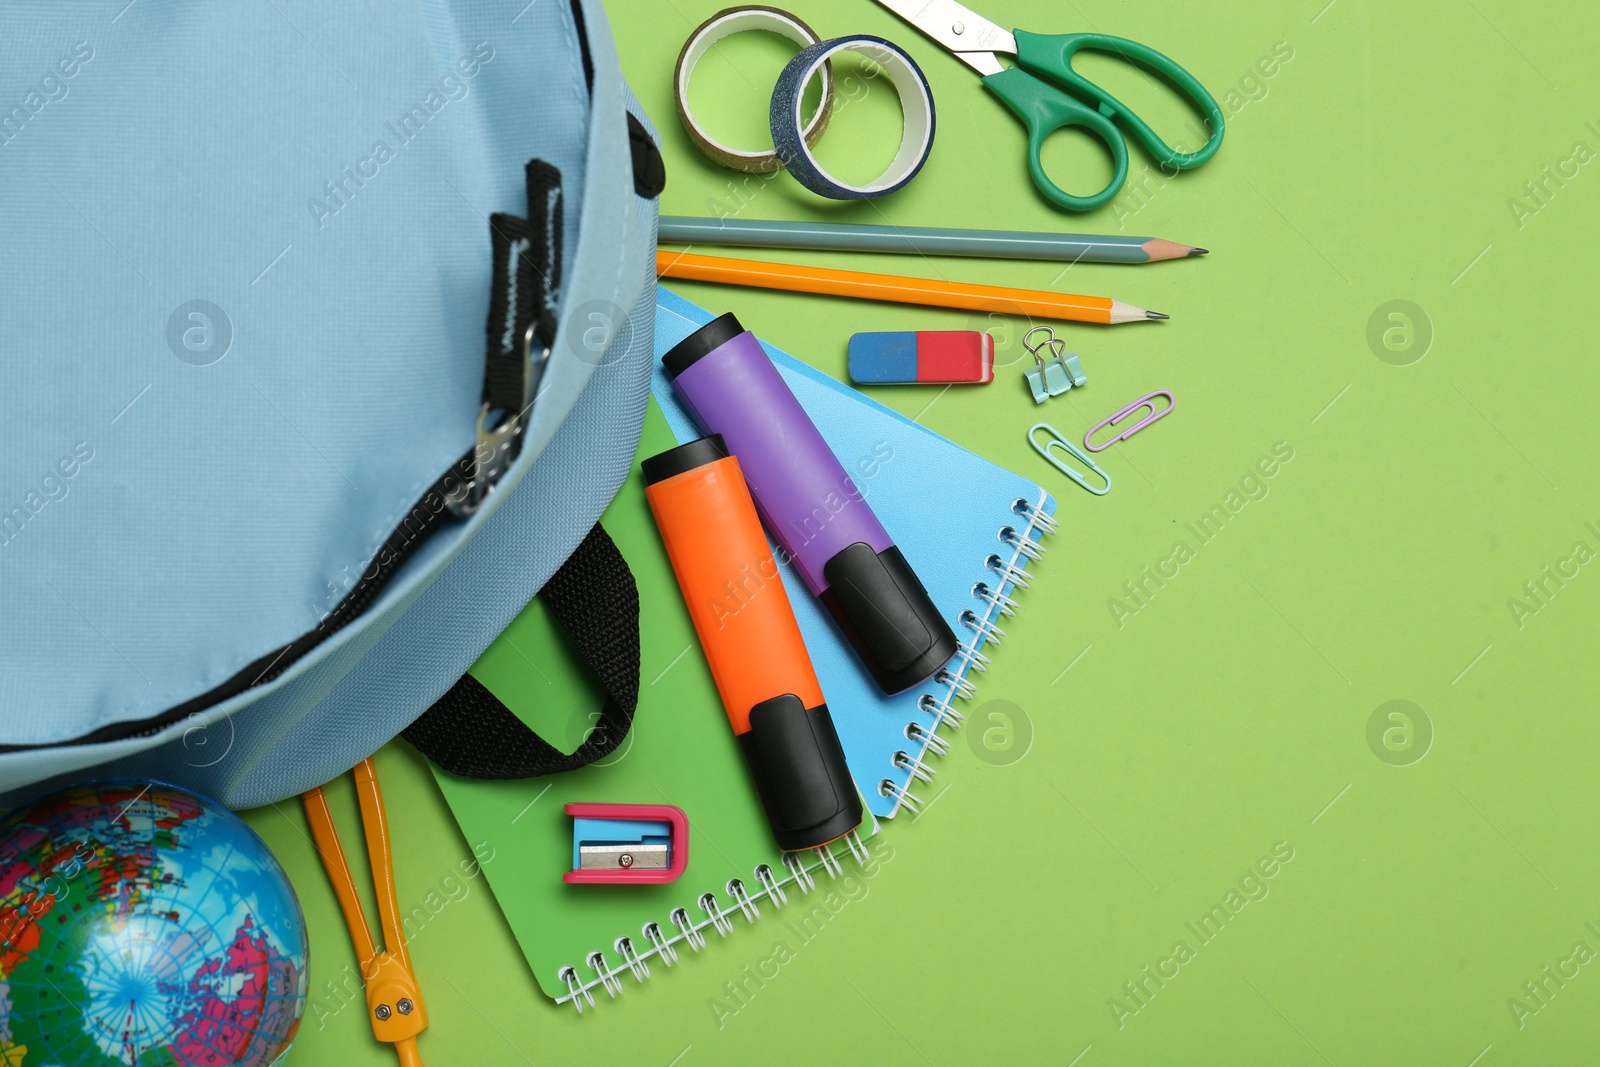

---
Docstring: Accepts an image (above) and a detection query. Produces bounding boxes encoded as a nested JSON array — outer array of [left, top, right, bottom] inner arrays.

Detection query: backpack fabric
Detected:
[[0, 0, 660, 808]]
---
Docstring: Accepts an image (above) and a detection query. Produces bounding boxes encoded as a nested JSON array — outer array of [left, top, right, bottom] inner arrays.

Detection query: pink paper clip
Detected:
[[1084, 391, 1175, 452]]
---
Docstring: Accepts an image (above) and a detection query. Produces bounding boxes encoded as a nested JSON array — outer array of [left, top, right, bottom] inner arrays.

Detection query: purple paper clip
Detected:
[[1084, 391, 1175, 452]]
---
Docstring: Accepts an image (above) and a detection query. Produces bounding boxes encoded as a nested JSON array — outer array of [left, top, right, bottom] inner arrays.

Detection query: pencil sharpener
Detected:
[[563, 803, 689, 885]]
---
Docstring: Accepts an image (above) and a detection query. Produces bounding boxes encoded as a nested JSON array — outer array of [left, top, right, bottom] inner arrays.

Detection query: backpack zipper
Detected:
[[0, 449, 475, 753]]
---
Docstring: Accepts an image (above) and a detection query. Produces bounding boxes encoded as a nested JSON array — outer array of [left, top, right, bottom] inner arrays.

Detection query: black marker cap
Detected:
[[662, 312, 745, 378], [641, 434, 729, 486], [821, 543, 960, 694], [737, 694, 862, 852]]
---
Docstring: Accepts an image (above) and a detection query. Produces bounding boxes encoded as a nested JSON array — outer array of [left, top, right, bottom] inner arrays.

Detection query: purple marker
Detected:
[[663, 313, 958, 694]]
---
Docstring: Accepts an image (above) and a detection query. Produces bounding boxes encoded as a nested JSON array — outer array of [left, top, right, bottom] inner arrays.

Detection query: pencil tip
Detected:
[[1146, 311, 1169, 320], [1189, 247, 1209, 256]]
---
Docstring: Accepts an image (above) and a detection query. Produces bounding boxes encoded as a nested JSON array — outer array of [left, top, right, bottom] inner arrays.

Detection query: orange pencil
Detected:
[[655, 249, 1167, 325]]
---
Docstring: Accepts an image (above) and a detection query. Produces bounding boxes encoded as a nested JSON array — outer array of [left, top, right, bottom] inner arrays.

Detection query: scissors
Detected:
[[875, 0, 1225, 212]]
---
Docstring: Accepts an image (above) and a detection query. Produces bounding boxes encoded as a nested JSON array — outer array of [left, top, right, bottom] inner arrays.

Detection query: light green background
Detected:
[[246, 0, 1600, 1063]]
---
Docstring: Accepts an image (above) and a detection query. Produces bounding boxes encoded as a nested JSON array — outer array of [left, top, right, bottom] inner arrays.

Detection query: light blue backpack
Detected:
[[0, 0, 662, 807]]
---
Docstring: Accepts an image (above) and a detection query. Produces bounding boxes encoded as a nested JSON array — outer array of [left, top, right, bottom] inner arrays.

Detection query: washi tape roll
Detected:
[[770, 35, 935, 200], [675, 6, 835, 174]]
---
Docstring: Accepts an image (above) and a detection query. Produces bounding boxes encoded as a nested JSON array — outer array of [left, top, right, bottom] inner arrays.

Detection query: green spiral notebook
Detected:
[[428, 398, 883, 1009]]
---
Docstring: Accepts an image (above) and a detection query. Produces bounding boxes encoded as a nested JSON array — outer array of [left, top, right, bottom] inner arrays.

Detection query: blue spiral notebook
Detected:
[[652, 289, 1057, 818]]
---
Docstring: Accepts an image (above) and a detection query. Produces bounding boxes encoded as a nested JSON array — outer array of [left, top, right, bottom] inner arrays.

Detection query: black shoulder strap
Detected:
[[402, 523, 639, 778]]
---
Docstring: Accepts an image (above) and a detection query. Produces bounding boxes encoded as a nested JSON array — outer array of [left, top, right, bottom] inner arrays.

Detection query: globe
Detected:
[[0, 780, 308, 1065]]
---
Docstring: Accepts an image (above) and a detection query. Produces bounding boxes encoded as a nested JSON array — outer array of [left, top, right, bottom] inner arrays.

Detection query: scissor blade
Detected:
[[875, 0, 1015, 75]]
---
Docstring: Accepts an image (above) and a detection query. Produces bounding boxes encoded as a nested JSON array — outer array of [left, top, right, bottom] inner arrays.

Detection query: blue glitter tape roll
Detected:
[[770, 35, 935, 200]]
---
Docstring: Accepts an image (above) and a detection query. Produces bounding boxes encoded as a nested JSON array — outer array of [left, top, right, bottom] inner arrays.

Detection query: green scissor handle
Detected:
[[984, 30, 1227, 213], [982, 66, 1128, 212]]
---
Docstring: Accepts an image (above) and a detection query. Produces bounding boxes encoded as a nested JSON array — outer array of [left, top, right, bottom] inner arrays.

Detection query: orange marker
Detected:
[[656, 249, 1167, 324], [643, 435, 862, 852]]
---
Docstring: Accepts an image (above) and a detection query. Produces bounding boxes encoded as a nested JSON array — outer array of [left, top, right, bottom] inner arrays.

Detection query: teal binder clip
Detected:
[[1062, 352, 1086, 387], [1029, 423, 1112, 495], [1023, 327, 1086, 404]]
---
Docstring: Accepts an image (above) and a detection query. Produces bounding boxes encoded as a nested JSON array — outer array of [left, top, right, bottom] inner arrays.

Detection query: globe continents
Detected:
[[0, 781, 308, 1065]]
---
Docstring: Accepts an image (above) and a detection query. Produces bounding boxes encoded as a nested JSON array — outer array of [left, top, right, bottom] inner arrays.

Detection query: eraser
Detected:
[[848, 331, 994, 385]]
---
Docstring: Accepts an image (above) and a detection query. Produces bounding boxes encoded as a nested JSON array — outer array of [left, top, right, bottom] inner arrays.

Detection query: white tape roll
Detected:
[[674, 6, 835, 174]]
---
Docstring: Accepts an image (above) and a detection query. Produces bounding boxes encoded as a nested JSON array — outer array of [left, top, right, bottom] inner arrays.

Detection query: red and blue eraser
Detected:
[[563, 803, 688, 885], [848, 331, 994, 385]]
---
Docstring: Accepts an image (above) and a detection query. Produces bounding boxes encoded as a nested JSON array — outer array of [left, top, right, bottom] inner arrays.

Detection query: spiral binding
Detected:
[[783, 850, 816, 894], [972, 582, 1018, 618], [843, 831, 871, 866], [700, 893, 735, 937], [879, 778, 923, 813], [893, 749, 935, 784], [814, 845, 844, 879], [671, 906, 705, 951], [998, 525, 1044, 562], [643, 921, 676, 964], [958, 608, 1006, 644], [917, 692, 963, 730], [616, 937, 650, 981], [552, 493, 1054, 1014], [554, 828, 872, 1012], [754, 863, 787, 905], [906, 721, 949, 757], [727, 879, 761, 922], [875, 492, 1056, 816]]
